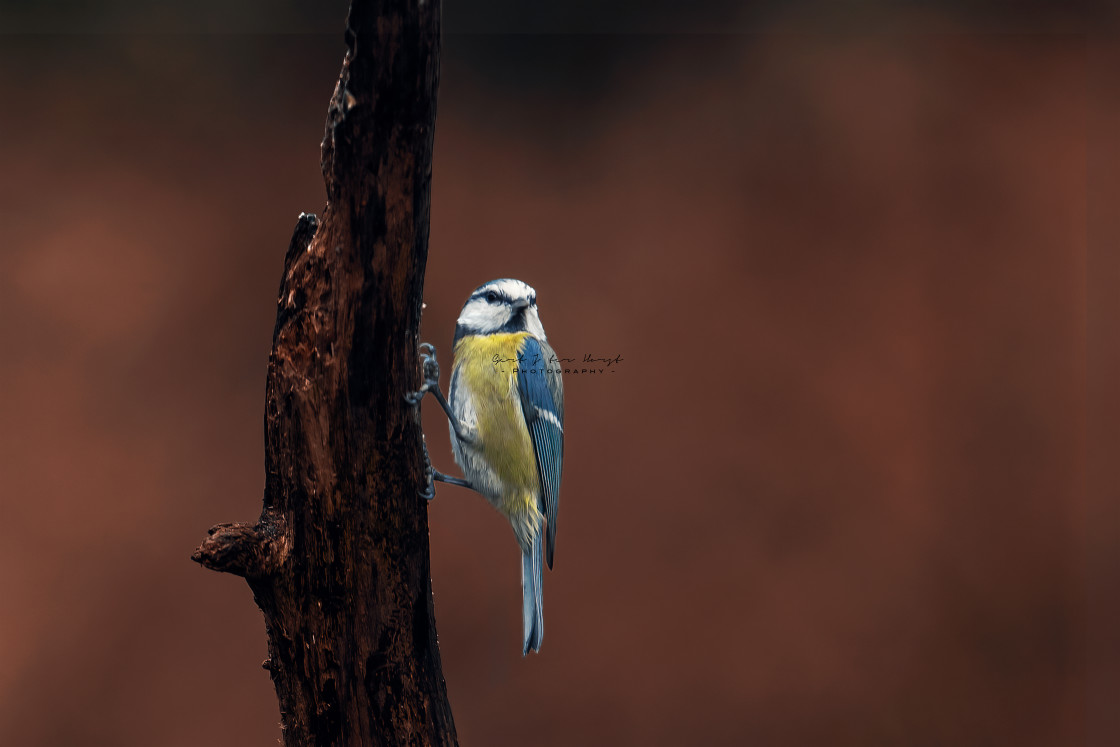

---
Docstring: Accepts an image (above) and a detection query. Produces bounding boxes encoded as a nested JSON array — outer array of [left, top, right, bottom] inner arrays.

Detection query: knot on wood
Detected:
[[191, 514, 290, 579]]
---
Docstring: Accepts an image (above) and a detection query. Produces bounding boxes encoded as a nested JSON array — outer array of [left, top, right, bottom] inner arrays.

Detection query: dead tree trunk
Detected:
[[191, 1, 455, 744]]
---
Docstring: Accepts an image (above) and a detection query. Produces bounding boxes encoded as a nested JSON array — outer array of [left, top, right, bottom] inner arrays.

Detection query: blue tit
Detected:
[[408, 278, 564, 655]]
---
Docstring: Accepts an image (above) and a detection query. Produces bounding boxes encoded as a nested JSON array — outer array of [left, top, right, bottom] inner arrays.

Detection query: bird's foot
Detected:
[[419, 438, 436, 501], [405, 342, 441, 405]]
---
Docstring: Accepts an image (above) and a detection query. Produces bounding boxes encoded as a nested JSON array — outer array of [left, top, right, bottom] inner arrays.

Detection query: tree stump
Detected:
[[191, 1, 456, 744]]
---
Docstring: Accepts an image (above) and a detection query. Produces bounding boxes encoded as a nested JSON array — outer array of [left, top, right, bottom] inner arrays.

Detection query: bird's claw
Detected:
[[419, 439, 435, 501], [420, 350, 440, 386], [407, 344, 446, 501], [406, 343, 442, 406]]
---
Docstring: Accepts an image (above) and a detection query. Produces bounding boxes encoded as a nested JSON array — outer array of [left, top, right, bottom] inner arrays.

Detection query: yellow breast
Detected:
[[453, 333, 540, 512]]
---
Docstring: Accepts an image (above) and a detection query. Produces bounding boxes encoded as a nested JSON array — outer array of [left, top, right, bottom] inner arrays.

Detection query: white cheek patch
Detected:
[[457, 299, 510, 333]]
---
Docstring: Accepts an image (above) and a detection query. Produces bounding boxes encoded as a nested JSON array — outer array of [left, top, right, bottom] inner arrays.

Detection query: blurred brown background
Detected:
[[0, 1, 1115, 745]]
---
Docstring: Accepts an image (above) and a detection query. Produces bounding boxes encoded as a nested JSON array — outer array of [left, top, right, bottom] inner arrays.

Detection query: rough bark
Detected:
[[191, 1, 455, 744]]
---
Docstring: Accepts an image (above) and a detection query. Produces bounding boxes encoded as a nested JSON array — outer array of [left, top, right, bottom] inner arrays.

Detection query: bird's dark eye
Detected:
[[485, 291, 498, 303], [529, 296, 536, 306]]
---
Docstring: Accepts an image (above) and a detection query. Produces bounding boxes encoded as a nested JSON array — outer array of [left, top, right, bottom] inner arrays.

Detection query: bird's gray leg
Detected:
[[433, 471, 474, 489], [409, 344, 479, 500], [417, 419, 477, 501], [405, 343, 475, 445]]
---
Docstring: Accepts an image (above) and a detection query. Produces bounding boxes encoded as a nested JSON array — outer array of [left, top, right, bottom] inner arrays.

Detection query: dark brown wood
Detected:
[[191, 1, 455, 744]]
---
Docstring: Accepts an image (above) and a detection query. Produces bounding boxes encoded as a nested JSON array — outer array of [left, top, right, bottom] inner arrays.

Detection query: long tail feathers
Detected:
[[521, 532, 544, 655]]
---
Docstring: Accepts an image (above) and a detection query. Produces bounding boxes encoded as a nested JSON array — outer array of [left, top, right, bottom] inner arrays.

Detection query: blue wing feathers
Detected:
[[517, 336, 564, 570]]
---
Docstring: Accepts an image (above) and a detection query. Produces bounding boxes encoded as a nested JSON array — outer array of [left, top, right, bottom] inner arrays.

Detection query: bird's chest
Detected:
[[452, 333, 538, 491], [454, 334, 524, 407]]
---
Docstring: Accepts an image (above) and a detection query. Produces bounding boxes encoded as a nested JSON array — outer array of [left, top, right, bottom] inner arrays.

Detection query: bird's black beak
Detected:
[[512, 299, 530, 311]]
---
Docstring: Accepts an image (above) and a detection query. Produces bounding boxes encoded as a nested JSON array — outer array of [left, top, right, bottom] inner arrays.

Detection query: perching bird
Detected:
[[407, 278, 564, 654]]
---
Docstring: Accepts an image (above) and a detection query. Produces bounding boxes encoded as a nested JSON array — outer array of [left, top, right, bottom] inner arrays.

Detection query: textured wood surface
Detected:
[[192, 1, 455, 743]]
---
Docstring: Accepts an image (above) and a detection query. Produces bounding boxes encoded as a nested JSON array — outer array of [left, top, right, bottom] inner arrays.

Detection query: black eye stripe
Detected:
[[471, 290, 502, 304], [469, 287, 535, 306]]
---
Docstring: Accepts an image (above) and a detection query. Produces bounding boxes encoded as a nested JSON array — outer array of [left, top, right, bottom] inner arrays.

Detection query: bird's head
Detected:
[[454, 278, 546, 341]]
